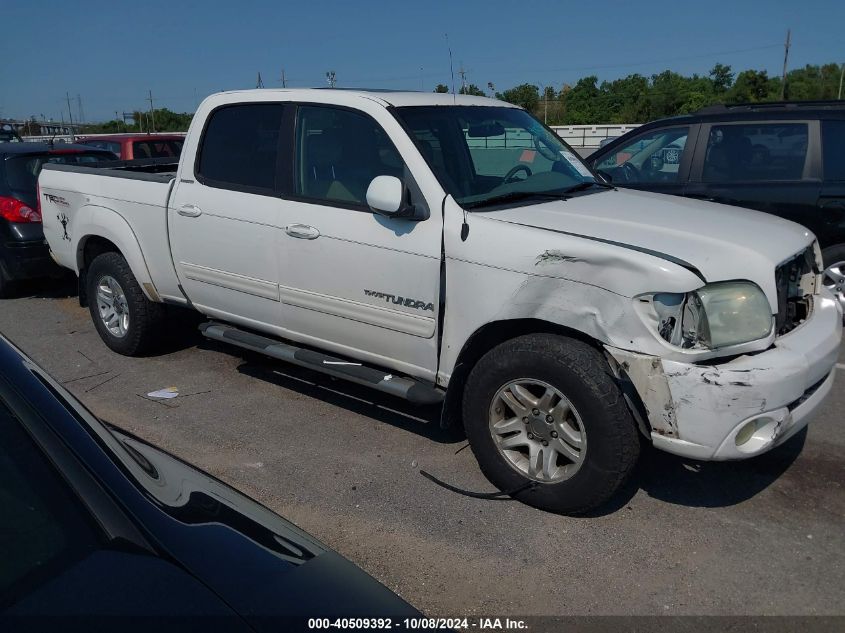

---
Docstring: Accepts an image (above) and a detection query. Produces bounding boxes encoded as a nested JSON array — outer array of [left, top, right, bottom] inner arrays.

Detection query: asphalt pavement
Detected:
[[1, 279, 843, 617]]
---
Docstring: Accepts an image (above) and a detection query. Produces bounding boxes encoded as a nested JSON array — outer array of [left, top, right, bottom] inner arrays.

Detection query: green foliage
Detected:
[[82, 108, 193, 134], [433, 84, 450, 93], [482, 61, 843, 125], [459, 83, 486, 96], [496, 83, 540, 111]]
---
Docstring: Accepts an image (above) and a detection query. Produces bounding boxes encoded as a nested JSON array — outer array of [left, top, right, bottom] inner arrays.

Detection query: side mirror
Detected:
[[367, 175, 414, 218]]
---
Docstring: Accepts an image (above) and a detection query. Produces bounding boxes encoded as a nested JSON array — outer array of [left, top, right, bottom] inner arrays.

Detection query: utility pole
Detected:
[[280, 68, 287, 88], [256, 72, 264, 88], [65, 92, 75, 140], [326, 71, 336, 88], [147, 90, 156, 133], [838, 63, 844, 100], [458, 63, 467, 93], [780, 28, 791, 100]]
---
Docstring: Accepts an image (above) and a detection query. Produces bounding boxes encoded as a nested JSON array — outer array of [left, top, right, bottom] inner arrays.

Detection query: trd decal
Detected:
[[43, 193, 69, 207], [364, 289, 434, 312]]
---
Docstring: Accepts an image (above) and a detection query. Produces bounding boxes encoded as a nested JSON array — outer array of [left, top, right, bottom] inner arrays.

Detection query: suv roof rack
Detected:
[[696, 100, 845, 114]]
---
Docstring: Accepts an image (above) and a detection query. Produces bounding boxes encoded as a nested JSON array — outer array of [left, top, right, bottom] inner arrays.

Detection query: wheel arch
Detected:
[[74, 206, 159, 306], [440, 318, 607, 429]]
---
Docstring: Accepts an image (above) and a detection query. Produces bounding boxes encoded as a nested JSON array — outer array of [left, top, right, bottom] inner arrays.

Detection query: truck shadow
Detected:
[[232, 354, 463, 446], [632, 428, 808, 509]]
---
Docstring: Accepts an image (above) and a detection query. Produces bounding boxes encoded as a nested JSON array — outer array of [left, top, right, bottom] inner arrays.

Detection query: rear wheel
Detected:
[[462, 334, 640, 514], [821, 244, 845, 316], [0, 259, 9, 298], [86, 252, 164, 356]]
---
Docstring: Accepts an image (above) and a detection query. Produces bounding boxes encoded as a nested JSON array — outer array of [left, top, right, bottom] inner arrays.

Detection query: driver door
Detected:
[[591, 124, 697, 196]]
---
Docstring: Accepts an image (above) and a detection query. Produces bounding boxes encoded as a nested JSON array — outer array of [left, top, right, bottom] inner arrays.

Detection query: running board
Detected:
[[199, 322, 444, 406]]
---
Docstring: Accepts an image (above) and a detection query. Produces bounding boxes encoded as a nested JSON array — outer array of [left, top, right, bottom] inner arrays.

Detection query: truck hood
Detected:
[[487, 187, 814, 292]]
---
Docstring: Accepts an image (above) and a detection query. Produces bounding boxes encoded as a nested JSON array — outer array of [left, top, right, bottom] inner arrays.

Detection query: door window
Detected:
[[594, 127, 689, 184], [196, 103, 284, 193], [822, 120, 845, 181], [295, 106, 403, 207], [702, 123, 808, 182]]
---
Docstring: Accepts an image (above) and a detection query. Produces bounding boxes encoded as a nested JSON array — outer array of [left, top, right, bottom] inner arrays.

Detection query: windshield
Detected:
[[395, 106, 597, 208]]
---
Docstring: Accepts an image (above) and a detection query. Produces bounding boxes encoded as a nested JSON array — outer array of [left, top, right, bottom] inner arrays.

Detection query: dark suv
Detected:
[[0, 144, 116, 296], [588, 101, 845, 313]]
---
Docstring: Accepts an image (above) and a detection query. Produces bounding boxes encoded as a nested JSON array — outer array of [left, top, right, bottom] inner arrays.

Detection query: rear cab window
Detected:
[[196, 103, 285, 194]]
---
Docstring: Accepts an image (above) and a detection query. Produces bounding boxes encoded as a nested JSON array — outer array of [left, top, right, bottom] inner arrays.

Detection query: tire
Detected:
[[0, 259, 10, 299], [86, 252, 165, 356], [821, 244, 845, 317], [462, 334, 640, 515]]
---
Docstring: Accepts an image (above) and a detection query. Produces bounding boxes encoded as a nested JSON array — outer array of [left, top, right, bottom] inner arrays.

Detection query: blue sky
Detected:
[[1, 0, 842, 122]]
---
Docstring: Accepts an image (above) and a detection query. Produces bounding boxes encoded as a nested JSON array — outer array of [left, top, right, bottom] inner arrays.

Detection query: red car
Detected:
[[75, 133, 184, 160]]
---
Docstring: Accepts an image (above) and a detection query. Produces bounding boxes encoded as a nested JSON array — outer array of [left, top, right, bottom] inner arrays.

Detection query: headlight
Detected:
[[651, 281, 773, 349]]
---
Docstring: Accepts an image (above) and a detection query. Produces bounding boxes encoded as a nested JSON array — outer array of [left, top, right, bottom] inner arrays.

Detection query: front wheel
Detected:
[[86, 252, 165, 356], [462, 334, 640, 514], [821, 244, 845, 317]]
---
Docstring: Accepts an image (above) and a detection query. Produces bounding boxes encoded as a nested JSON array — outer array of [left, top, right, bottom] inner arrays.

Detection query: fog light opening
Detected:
[[734, 416, 779, 454]]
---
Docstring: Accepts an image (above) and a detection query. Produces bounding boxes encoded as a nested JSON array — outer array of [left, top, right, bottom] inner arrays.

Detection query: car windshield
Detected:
[[395, 106, 599, 208], [5, 151, 114, 193]]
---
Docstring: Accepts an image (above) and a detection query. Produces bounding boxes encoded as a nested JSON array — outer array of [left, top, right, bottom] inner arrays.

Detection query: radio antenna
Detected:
[[446, 33, 456, 104]]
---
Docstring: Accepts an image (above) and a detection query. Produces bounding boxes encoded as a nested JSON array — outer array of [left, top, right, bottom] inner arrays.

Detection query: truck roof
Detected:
[[208, 88, 517, 109]]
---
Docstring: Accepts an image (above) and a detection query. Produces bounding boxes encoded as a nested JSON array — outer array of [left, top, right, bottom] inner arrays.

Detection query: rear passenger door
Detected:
[[685, 120, 822, 233], [168, 103, 287, 329], [818, 119, 845, 252]]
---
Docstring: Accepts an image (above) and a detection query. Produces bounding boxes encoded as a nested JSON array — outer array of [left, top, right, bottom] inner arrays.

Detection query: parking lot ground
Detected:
[[1, 281, 844, 617]]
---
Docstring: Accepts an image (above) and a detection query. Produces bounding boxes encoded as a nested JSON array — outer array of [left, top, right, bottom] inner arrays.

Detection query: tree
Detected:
[[710, 63, 734, 94], [433, 84, 449, 93], [727, 69, 773, 103], [496, 83, 540, 111], [459, 84, 486, 96]]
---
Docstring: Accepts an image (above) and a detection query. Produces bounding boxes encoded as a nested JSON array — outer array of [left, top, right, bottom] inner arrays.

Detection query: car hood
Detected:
[[486, 187, 815, 306]]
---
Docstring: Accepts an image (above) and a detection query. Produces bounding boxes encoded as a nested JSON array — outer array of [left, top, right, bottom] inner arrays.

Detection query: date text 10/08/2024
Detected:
[[307, 618, 528, 630]]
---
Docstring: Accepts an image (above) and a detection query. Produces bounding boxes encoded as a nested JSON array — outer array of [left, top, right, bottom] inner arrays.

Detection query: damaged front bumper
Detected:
[[607, 290, 842, 461]]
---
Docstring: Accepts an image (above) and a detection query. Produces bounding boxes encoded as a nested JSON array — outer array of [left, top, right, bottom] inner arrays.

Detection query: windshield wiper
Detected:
[[560, 180, 614, 194], [463, 190, 570, 210]]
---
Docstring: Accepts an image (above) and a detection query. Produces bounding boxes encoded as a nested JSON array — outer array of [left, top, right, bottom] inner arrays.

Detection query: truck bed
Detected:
[[39, 159, 182, 301], [42, 156, 178, 183]]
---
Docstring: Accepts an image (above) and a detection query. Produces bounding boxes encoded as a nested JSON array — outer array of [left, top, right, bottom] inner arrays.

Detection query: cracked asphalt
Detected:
[[1, 279, 843, 617]]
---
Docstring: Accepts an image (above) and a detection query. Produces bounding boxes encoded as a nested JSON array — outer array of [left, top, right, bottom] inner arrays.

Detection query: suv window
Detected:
[[822, 120, 845, 181], [0, 400, 102, 603], [594, 126, 689, 184], [702, 122, 808, 182], [80, 140, 122, 155], [295, 106, 403, 206], [5, 152, 114, 193], [197, 104, 284, 193]]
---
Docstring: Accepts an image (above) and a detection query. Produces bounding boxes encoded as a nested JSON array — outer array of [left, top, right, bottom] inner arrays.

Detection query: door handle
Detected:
[[284, 224, 320, 240], [177, 204, 203, 218]]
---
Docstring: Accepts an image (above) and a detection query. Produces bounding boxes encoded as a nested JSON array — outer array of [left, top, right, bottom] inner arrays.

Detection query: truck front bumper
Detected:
[[607, 290, 842, 461]]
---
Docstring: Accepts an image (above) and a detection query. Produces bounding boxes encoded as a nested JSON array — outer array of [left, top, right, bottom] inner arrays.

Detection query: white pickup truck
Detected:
[[40, 89, 842, 514]]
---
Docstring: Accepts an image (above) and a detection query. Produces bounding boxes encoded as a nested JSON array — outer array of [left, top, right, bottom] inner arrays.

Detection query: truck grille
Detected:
[[775, 246, 816, 335]]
